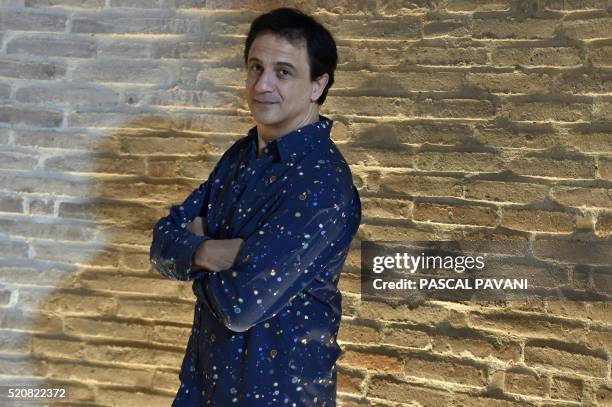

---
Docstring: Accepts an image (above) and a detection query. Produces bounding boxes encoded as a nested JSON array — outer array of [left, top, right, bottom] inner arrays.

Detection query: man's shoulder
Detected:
[[293, 139, 356, 209]]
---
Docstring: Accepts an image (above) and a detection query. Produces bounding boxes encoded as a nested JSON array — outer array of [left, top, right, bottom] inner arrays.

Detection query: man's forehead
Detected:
[[248, 32, 307, 63]]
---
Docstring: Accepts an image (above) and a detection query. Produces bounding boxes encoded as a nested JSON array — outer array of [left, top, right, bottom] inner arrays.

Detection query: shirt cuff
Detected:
[[178, 234, 214, 280]]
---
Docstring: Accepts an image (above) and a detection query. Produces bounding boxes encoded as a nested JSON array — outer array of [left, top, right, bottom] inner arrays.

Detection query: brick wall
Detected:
[[0, 0, 610, 405]]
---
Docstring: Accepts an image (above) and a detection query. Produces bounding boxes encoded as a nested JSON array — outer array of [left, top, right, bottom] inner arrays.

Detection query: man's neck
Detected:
[[256, 106, 320, 156]]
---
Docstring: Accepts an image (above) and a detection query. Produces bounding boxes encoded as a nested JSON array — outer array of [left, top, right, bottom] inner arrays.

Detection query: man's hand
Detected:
[[194, 238, 244, 273], [187, 216, 207, 236]]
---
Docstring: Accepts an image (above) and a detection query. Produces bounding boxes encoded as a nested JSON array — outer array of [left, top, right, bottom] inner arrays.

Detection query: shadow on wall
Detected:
[[0, 114, 248, 406]]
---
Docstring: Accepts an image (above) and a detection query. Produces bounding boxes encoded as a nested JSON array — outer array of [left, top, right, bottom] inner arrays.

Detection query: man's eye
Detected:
[[250, 65, 261, 71], [279, 69, 290, 77]]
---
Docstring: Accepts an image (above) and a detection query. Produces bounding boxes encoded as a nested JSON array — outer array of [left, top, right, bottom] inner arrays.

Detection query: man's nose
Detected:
[[254, 69, 275, 93]]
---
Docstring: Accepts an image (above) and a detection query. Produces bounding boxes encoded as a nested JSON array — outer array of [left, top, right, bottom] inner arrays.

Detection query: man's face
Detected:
[[245, 32, 315, 132]]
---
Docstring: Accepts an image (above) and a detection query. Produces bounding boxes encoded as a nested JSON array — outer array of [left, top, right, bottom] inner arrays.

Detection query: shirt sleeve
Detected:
[[149, 166, 219, 282], [202, 191, 349, 332]]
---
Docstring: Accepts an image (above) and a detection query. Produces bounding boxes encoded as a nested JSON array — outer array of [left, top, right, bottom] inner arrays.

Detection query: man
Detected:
[[150, 8, 361, 407]]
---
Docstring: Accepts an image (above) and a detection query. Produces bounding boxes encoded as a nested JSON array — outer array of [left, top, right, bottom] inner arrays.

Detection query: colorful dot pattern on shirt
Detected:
[[150, 116, 362, 406]]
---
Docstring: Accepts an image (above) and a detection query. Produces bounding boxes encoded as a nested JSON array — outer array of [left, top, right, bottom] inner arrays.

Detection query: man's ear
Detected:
[[310, 73, 329, 102]]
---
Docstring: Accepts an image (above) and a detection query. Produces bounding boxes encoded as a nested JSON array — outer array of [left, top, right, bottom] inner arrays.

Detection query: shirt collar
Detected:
[[248, 115, 333, 163]]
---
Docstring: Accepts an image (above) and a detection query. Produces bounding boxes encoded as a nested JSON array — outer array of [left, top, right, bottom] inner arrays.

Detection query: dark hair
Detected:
[[244, 8, 337, 105]]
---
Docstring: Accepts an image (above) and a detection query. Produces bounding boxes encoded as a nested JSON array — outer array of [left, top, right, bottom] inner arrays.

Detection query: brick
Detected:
[[508, 156, 595, 179], [95, 388, 172, 407], [501, 208, 574, 232], [382, 326, 430, 349], [32, 241, 120, 266], [380, 173, 463, 198], [16, 84, 119, 107], [431, 332, 520, 362], [0, 58, 66, 80], [47, 360, 153, 387], [146, 88, 242, 109], [0, 150, 38, 171], [0, 310, 62, 334], [59, 200, 153, 223], [83, 342, 182, 368], [596, 212, 612, 236], [0, 10, 66, 32], [550, 376, 582, 401], [424, 14, 471, 38], [414, 152, 503, 172], [470, 310, 586, 343], [0, 194, 23, 213], [524, 343, 607, 377], [594, 101, 612, 121], [503, 100, 591, 122], [349, 121, 472, 147], [558, 129, 612, 153], [544, 0, 607, 10], [341, 146, 414, 168], [338, 349, 402, 373], [413, 202, 497, 226], [492, 47, 581, 67], [547, 301, 610, 324], [361, 197, 411, 219], [357, 224, 437, 241], [338, 321, 381, 344], [44, 153, 145, 175], [334, 71, 464, 93], [18, 288, 118, 315], [0, 217, 96, 242], [533, 239, 612, 266], [13, 128, 116, 150], [71, 15, 202, 35], [367, 376, 453, 404], [561, 17, 612, 40], [326, 96, 414, 117], [403, 352, 487, 386], [446, 0, 511, 11], [337, 367, 364, 395], [473, 125, 560, 150], [0, 172, 90, 196], [466, 72, 551, 94], [116, 298, 194, 324], [0, 239, 29, 260], [466, 181, 549, 204], [29, 199, 54, 215], [473, 18, 557, 39], [589, 45, 612, 68], [359, 300, 453, 325], [555, 70, 612, 95], [329, 17, 421, 40], [552, 186, 612, 209], [78, 271, 184, 297], [25, 0, 105, 7], [600, 156, 612, 180], [0, 330, 31, 354], [0, 105, 63, 127], [151, 324, 189, 344], [0, 356, 47, 377], [31, 336, 83, 359], [7, 36, 96, 58], [415, 98, 495, 119], [596, 385, 612, 405], [0, 82, 10, 100], [109, 0, 161, 8], [63, 316, 149, 341], [73, 59, 173, 85], [505, 371, 547, 397]]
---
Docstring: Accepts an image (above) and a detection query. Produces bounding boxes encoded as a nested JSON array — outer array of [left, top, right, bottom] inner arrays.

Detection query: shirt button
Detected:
[[299, 192, 307, 200], [269, 175, 277, 183]]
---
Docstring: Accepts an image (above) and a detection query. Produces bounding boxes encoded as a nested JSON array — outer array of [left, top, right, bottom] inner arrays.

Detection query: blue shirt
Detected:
[[150, 115, 361, 407]]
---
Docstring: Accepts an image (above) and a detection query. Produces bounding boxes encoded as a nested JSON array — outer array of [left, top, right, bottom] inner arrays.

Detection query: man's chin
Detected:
[[250, 111, 284, 126]]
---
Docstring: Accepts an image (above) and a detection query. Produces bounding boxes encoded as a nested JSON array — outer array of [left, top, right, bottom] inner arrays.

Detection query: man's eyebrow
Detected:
[[247, 57, 296, 70]]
